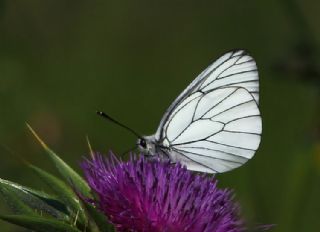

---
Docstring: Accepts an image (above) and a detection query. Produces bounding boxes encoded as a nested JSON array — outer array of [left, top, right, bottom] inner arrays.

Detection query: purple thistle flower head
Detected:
[[81, 152, 244, 232]]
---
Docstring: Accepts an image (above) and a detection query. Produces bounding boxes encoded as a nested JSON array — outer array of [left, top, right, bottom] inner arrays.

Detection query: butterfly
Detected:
[[98, 50, 261, 174]]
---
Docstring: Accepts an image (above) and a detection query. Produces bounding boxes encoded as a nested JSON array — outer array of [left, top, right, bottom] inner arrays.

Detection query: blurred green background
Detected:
[[0, 0, 319, 231]]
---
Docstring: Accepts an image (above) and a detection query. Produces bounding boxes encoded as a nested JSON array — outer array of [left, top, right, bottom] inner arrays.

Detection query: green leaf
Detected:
[[0, 178, 68, 219], [26, 124, 91, 198], [0, 184, 35, 215], [82, 200, 115, 232], [0, 215, 81, 232], [29, 165, 87, 226]]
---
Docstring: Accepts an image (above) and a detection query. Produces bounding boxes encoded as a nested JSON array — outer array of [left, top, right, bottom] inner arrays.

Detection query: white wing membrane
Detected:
[[193, 88, 235, 120], [155, 50, 261, 173], [166, 95, 202, 142], [172, 120, 224, 144]]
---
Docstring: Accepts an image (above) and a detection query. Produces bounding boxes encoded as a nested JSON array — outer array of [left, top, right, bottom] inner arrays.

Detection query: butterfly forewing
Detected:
[[154, 50, 261, 173]]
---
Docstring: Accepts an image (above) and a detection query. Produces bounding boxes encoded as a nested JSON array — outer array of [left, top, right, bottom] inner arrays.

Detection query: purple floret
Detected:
[[81, 152, 244, 232]]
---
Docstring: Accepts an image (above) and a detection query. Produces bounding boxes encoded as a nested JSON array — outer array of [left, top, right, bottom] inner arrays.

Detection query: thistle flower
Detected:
[[81, 153, 244, 232]]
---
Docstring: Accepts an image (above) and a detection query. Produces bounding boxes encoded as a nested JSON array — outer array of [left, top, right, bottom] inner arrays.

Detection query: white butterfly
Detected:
[[137, 50, 261, 173], [99, 50, 261, 173]]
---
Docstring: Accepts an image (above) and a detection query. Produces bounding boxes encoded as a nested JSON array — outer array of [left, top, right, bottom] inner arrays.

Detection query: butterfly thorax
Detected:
[[137, 135, 170, 159]]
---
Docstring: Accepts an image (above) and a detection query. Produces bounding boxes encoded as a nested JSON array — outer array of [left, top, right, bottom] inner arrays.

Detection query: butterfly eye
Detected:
[[139, 139, 147, 149]]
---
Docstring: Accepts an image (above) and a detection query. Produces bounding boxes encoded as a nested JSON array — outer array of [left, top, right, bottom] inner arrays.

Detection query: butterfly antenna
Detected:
[[96, 111, 143, 139]]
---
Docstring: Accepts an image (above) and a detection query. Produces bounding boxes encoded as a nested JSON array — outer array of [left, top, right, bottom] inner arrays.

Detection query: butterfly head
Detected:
[[137, 135, 156, 156]]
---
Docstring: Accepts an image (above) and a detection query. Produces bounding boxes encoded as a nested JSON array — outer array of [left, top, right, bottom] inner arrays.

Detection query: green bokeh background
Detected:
[[0, 0, 319, 231]]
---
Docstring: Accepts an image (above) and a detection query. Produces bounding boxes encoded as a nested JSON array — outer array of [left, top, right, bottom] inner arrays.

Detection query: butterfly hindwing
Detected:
[[155, 50, 261, 173]]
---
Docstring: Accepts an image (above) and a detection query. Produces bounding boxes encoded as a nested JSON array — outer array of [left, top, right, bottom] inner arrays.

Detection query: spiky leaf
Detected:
[[0, 185, 35, 215], [0, 178, 68, 219], [29, 165, 86, 226], [82, 200, 115, 232], [0, 215, 81, 232], [26, 124, 91, 198]]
